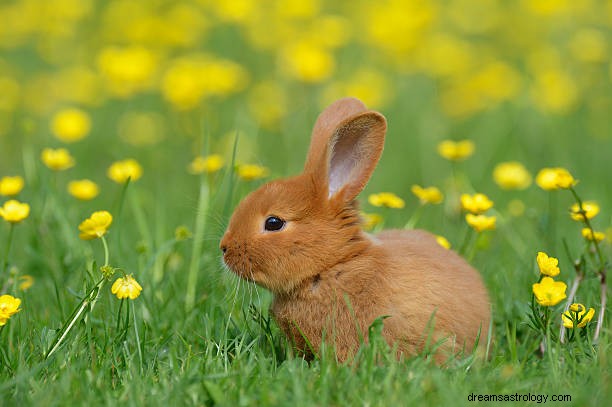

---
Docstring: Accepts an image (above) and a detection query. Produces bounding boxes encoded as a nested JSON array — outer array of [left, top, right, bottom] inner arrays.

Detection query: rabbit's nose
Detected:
[[221, 245, 227, 254]]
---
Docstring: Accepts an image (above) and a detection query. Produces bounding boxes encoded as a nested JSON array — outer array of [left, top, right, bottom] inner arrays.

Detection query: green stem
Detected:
[[2, 223, 15, 277], [101, 236, 110, 267], [185, 176, 210, 311], [116, 298, 125, 333], [132, 300, 143, 372], [404, 204, 424, 229], [459, 227, 474, 256], [569, 187, 605, 268], [45, 277, 106, 359]]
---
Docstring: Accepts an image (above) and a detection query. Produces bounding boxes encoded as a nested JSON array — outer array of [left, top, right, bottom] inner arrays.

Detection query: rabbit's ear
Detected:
[[304, 98, 386, 202]]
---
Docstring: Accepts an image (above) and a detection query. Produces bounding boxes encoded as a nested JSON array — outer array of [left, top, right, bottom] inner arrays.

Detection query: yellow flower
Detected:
[[50, 108, 91, 143], [0, 176, 25, 196], [18, 275, 34, 291], [437, 140, 475, 161], [188, 155, 225, 174], [570, 201, 599, 222], [361, 212, 383, 231], [435, 235, 451, 249], [280, 41, 335, 83], [111, 275, 143, 300], [460, 193, 494, 214], [411, 185, 443, 205], [0, 200, 30, 223], [535, 167, 576, 190], [0, 294, 21, 326], [465, 214, 496, 232], [581, 228, 605, 242], [493, 161, 532, 190], [237, 164, 269, 181], [107, 159, 143, 183], [41, 148, 75, 171], [536, 251, 560, 277], [532, 277, 567, 307], [67, 179, 100, 201], [78, 211, 113, 240], [368, 192, 405, 209], [562, 303, 595, 328]]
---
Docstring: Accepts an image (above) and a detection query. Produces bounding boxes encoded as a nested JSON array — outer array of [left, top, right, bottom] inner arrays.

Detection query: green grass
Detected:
[[1, 2, 612, 405]]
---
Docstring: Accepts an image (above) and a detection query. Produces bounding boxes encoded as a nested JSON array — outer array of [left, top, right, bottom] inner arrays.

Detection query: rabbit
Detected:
[[220, 97, 491, 363]]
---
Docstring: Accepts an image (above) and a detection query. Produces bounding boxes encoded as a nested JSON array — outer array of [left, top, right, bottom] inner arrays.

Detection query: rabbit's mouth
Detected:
[[222, 247, 259, 283]]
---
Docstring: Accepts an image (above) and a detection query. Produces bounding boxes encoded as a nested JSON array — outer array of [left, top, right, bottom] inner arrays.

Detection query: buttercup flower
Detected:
[[435, 235, 451, 249], [460, 193, 494, 214], [18, 275, 34, 291], [68, 179, 100, 201], [107, 159, 143, 183], [581, 228, 605, 242], [368, 192, 405, 209], [0, 176, 24, 196], [562, 303, 595, 328], [570, 201, 600, 221], [78, 211, 113, 240], [535, 167, 576, 190], [532, 277, 567, 307], [111, 275, 143, 300], [189, 154, 225, 174], [237, 164, 269, 181], [493, 161, 532, 190], [411, 185, 443, 205], [0, 294, 21, 326], [41, 148, 75, 171], [0, 200, 30, 223], [536, 251, 560, 277], [465, 214, 496, 232], [437, 140, 475, 161], [51, 108, 91, 143], [361, 212, 383, 231]]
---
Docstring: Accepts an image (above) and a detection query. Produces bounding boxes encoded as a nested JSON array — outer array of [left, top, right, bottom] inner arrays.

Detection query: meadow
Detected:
[[0, 0, 611, 405]]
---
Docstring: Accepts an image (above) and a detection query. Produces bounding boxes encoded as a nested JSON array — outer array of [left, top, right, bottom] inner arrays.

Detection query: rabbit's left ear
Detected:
[[305, 101, 387, 203]]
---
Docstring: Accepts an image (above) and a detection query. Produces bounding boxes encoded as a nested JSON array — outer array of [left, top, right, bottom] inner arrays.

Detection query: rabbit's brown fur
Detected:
[[221, 98, 491, 363]]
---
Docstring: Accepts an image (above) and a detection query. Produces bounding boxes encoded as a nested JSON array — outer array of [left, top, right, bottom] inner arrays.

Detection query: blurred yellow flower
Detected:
[[581, 228, 605, 242], [118, 112, 165, 147], [532, 277, 567, 307], [570, 201, 600, 221], [107, 159, 143, 184], [507, 199, 526, 217], [111, 274, 143, 300], [536, 251, 560, 277], [435, 235, 451, 249], [78, 211, 112, 240], [562, 303, 595, 328], [465, 214, 496, 232], [0, 294, 21, 326], [97, 46, 157, 97], [0, 200, 30, 224], [0, 176, 24, 196], [41, 148, 75, 171], [18, 275, 34, 291], [368, 192, 405, 209], [361, 212, 383, 231], [248, 81, 287, 129], [531, 68, 578, 114], [493, 162, 532, 190], [237, 164, 269, 181], [189, 155, 225, 174], [281, 41, 335, 83], [411, 185, 443, 205], [437, 140, 474, 161], [460, 193, 493, 214], [67, 179, 99, 201], [321, 69, 391, 109], [50, 108, 91, 143], [569, 29, 607, 63], [535, 167, 576, 190]]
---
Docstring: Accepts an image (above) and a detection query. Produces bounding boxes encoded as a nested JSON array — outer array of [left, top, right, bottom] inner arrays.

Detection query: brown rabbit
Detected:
[[220, 97, 491, 363]]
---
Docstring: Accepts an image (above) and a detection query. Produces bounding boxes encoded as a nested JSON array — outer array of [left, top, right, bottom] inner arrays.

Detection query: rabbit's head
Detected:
[[220, 98, 386, 294]]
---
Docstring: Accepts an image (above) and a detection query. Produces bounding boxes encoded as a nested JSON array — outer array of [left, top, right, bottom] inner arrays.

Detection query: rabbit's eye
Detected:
[[264, 216, 285, 231]]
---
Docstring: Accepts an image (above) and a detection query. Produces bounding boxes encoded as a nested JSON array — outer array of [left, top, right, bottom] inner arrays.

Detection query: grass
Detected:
[[1, 2, 611, 404]]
